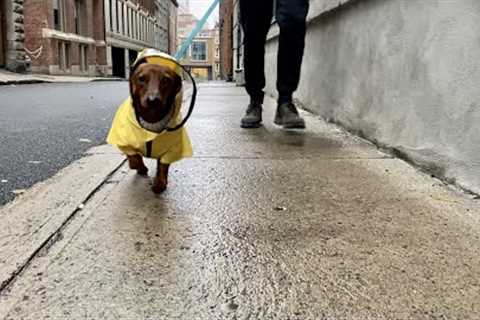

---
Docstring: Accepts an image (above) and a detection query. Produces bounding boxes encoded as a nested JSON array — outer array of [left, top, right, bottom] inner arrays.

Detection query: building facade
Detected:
[[214, 24, 220, 80], [231, 0, 244, 84], [168, 1, 178, 54], [218, 0, 243, 82], [177, 12, 219, 81], [218, 0, 233, 81], [178, 28, 216, 81], [0, 0, 28, 72], [1, 0, 178, 77], [21, 0, 107, 76], [104, 0, 178, 78]]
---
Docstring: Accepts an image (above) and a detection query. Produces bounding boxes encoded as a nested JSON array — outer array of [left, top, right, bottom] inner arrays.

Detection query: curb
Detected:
[[0, 79, 48, 86], [89, 77, 125, 82], [0, 77, 125, 86], [0, 145, 125, 293]]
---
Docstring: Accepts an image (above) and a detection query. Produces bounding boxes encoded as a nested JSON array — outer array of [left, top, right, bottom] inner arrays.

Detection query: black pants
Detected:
[[240, 0, 309, 104]]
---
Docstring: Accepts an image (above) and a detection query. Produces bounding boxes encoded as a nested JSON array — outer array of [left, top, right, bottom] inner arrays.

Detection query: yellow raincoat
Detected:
[[106, 50, 193, 164]]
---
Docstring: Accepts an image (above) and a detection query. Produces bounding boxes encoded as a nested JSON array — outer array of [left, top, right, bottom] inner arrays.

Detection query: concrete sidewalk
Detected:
[[0, 83, 479, 319], [0, 69, 123, 85]]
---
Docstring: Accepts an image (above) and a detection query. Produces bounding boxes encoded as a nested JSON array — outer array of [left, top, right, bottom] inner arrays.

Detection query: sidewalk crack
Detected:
[[0, 159, 127, 295]]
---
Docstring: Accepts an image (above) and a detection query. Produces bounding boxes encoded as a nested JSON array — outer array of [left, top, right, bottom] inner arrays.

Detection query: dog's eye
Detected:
[[138, 75, 146, 84], [160, 77, 170, 86]]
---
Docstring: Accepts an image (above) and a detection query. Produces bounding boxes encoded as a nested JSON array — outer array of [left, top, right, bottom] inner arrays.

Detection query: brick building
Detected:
[[1, 0, 178, 77], [20, 0, 107, 76], [177, 12, 219, 81], [104, 0, 178, 78], [218, 0, 233, 81], [214, 24, 220, 80], [0, 0, 28, 72], [231, 0, 244, 84], [177, 12, 197, 40]]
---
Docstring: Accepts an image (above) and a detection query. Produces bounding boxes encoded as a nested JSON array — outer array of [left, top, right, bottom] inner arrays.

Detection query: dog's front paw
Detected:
[[127, 155, 148, 176], [136, 166, 148, 176], [152, 177, 167, 194]]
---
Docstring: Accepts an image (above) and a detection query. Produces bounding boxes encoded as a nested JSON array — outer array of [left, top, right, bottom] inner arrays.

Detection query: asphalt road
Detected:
[[0, 81, 128, 206]]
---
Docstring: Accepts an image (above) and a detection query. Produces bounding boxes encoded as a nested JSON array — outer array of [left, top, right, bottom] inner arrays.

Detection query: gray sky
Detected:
[[180, 0, 219, 29]]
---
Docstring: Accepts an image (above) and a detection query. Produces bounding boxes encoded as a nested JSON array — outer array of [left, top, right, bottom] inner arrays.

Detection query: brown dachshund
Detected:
[[128, 63, 182, 193]]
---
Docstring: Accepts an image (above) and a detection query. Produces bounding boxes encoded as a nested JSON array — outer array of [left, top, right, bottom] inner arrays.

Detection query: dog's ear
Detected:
[[130, 63, 145, 110], [130, 58, 147, 80], [172, 71, 182, 95], [129, 58, 147, 97], [165, 71, 182, 110]]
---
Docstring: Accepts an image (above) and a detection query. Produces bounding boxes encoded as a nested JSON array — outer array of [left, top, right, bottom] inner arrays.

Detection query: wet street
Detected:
[[0, 83, 479, 319], [0, 82, 127, 205]]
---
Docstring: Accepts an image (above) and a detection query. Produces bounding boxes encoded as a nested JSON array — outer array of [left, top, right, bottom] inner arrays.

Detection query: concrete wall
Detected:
[[264, 0, 480, 194]]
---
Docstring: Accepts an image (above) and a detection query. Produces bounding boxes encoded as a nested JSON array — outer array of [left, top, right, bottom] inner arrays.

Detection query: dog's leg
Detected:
[[152, 160, 169, 194], [127, 154, 148, 176]]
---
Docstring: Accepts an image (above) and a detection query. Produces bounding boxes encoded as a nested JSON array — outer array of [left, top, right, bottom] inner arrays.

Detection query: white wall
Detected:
[[264, 0, 480, 194]]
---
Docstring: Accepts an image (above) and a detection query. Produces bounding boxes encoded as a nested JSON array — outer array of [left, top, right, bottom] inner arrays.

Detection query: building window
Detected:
[[191, 41, 207, 61], [121, 2, 125, 35], [132, 10, 135, 38], [126, 7, 130, 37], [149, 22, 152, 43], [144, 18, 147, 41], [145, 20, 148, 42], [136, 13, 139, 39], [74, 0, 86, 35], [116, 0, 120, 33], [139, 16, 142, 40], [148, 22, 151, 43], [109, 0, 113, 31], [53, 0, 65, 31], [79, 45, 88, 72]]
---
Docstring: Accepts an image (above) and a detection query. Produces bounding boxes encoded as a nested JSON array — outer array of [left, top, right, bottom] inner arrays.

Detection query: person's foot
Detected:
[[274, 102, 306, 129], [241, 102, 263, 128]]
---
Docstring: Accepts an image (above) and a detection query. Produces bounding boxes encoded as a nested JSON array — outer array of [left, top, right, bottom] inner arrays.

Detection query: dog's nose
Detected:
[[147, 96, 161, 106]]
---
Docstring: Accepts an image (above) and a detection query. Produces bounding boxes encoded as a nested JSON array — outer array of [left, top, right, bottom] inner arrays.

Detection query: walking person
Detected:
[[239, 0, 309, 129]]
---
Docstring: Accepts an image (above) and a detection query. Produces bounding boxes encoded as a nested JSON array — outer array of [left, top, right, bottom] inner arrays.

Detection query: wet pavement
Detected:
[[0, 83, 480, 319]]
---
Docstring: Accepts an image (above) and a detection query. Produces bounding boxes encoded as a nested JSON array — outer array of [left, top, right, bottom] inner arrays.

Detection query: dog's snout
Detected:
[[147, 95, 161, 106]]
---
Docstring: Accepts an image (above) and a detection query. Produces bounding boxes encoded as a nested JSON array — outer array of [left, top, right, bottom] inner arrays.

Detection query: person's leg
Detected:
[[275, 0, 309, 104], [273, 0, 309, 129], [240, 0, 273, 103], [239, 0, 273, 128]]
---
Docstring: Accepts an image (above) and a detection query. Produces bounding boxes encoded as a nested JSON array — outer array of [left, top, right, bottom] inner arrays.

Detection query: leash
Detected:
[[166, 62, 197, 132], [174, 0, 220, 61], [131, 0, 218, 134], [166, 0, 219, 130]]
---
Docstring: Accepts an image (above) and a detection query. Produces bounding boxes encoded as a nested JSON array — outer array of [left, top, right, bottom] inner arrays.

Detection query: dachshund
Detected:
[[107, 59, 193, 194]]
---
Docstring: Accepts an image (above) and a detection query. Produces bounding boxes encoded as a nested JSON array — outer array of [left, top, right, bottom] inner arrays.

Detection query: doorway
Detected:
[[111, 46, 125, 78], [128, 49, 137, 68]]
